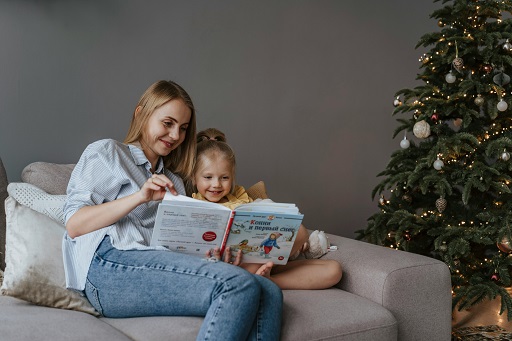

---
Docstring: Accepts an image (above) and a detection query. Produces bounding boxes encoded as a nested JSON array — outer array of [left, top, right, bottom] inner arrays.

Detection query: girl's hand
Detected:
[[207, 247, 243, 266], [140, 174, 178, 203]]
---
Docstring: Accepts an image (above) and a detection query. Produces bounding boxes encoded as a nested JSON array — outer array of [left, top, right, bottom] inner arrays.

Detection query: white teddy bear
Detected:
[[304, 230, 331, 259]]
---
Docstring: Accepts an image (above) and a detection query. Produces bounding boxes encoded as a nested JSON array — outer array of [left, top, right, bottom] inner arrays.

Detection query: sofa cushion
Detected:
[[0, 296, 129, 341], [21, 162, 74, 195], [0, 158, 8, 270], [100, 289, 397, 341], [1, 196, 98, 316]]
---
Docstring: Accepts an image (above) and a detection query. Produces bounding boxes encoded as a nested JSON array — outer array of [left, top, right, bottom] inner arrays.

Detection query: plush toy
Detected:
[[304, 230, 331, 259]]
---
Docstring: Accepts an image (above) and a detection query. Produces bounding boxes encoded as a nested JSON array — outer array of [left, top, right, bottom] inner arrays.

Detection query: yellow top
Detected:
[[192, 185, 253, 210]]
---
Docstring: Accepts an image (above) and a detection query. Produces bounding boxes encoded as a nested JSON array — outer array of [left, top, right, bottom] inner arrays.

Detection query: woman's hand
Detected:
[[140, 174, 178, 203], [207, 247, 243, 266]]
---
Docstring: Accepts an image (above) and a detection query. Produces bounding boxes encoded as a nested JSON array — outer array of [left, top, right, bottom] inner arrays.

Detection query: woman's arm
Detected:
[[66, 174, 177, 238]]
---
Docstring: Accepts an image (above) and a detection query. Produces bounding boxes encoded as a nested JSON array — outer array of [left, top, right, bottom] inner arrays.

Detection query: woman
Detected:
[[62, 80, 282, 340]]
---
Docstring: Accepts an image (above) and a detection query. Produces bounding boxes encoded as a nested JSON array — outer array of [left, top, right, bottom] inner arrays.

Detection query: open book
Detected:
[[150, 193, 304, 265]]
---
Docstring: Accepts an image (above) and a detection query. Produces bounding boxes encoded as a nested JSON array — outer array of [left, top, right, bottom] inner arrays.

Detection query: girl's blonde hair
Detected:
[[124, 80, 197, 180], [193, 128, 236, 195], [196, 128, 226, 143]]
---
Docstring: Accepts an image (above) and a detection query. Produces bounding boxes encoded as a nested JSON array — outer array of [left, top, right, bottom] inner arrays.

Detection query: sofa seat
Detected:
[[0, 296, 128, 341], [0, 288, 397, 341]]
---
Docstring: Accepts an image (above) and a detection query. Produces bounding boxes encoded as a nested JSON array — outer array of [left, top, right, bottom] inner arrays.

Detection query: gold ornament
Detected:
[[413, 120, 431, 139], [452, 57, 464, 72], [436, 197, 447, 213], [474, 94, 484, 106], [402, 193, 412, 203]]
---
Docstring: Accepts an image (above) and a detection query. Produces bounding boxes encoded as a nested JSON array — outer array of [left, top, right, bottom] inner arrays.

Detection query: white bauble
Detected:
[[502, 152, 510, 161], [498, 100, 508, 112], [413, 120, 431, 139], [433, 159, 444, 170], [445, 72, 456, 83], [400, 137, 410, 149]]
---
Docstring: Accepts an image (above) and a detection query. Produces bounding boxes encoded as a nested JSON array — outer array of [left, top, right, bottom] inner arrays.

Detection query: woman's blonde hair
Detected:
[[193, 128, 236, 195], [124, 80, 197, 180]]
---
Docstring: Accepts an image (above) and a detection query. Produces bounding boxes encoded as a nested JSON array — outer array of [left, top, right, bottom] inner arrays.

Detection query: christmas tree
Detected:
[[357, 0, 512, 318]]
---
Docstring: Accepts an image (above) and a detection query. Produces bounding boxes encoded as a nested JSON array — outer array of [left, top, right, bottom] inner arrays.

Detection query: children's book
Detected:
[[150, 193, 304, 265]]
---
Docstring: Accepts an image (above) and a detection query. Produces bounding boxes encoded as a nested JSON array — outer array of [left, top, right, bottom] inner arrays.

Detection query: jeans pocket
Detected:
[[85, 279, 104, 316]]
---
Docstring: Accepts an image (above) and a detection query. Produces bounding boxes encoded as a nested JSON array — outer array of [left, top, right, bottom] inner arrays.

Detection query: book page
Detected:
[[235, 201, 300, 215], [151, 203, 231, 256], [161, 193, 231, 210]]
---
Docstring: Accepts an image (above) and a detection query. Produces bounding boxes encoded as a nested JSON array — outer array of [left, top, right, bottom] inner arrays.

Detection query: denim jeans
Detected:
[[85, 236, 282, 341]]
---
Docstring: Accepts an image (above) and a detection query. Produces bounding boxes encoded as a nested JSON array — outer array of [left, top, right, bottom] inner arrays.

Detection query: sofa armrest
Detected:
[[323, 234, 452, 341]]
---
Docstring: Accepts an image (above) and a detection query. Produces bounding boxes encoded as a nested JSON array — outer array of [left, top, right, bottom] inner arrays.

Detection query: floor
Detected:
[[452, 289, 512, 340]]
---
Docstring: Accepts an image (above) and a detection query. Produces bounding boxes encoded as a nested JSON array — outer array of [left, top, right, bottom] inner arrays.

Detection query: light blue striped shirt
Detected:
[[62, 139, 186, 291]]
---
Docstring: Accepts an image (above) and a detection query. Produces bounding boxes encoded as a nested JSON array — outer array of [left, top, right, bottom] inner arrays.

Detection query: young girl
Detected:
[[191, 128, 343, 290], [62, 81, 282, 341]]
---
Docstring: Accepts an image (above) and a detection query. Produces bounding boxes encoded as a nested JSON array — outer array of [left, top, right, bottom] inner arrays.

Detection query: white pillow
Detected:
[[7, 182, 66, 224], [0, 196, 98, 315]]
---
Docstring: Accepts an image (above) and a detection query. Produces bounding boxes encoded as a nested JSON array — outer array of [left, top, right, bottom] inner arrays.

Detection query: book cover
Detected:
[[225, 211, 302, 265], [150, 193, 304, 264]]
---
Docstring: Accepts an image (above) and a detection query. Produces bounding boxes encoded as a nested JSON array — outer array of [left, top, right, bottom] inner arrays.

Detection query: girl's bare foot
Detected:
[[255, 261, 273, 278]]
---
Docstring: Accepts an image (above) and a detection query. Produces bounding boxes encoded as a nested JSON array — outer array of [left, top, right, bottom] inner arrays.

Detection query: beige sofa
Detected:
[[0, 158, 452, 340]]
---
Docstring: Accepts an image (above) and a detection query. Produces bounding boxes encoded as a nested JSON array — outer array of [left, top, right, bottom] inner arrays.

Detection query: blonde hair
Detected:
[[124, 80, 197, 180], [197, 128, 226, 143], [193, 129, 236, 195]]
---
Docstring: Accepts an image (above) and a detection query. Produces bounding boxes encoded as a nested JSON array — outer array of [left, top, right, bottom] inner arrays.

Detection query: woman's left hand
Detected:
[[207, 247, 242, 266], [140, 174, 178, 203]]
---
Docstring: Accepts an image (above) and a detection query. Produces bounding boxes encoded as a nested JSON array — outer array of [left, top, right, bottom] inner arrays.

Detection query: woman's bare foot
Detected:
[[255, 261, 274, 278]]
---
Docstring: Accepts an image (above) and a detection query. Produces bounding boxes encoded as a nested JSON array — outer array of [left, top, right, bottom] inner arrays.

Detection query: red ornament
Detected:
[[431, 113, 439, 122], [491, 273, 500, 281], [482, 64, 493, 74]]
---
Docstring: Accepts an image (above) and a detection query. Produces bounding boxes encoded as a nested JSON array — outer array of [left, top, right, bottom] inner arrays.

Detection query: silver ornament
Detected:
[[433, 158, 444, 170], [413, 120, 431, 139], [474, 94, 484, 106], [502, 151, 510, 161], [400, 137, 410, 149], [436, 197, 447, 213], [445, 72, 456, 83], [379, 195, 386, 205], [498, 100, 508, 112], [504, 39, 512, 51], [493, 72, 511, 86], [393, 97, 402, 107]]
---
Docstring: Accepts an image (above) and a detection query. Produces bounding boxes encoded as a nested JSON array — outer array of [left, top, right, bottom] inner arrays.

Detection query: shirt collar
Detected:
[[128, 144, 165, 174]]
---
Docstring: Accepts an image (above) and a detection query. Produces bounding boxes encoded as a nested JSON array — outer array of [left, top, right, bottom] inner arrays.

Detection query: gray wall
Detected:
[[0, 0, 438, 238]]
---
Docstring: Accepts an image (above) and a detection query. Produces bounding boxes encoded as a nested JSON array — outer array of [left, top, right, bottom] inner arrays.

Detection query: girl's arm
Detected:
[[66, 174, 176, 238]]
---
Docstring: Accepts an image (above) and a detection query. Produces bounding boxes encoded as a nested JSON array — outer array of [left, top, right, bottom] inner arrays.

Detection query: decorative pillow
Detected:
[[21, 162, 74, 195], [1, 196, 98, 316], [7, 183, 66, 224], [246, 181, 269, 200]]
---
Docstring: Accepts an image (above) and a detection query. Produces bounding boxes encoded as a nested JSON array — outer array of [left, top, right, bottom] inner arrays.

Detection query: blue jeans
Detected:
[[85, 236, 282, 341]]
